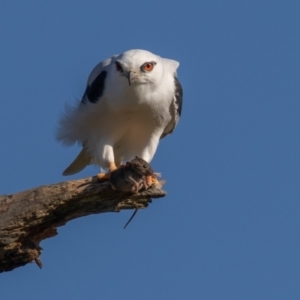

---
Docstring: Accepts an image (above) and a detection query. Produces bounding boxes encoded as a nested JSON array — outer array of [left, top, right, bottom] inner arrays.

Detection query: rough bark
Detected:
[[0, 176, 166, 273]]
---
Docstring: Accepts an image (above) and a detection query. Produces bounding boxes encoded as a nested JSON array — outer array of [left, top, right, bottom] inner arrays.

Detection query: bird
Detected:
[[56, 49, 183, 177]]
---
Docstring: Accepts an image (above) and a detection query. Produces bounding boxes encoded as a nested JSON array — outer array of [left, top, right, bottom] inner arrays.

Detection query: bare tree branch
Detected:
[[0, 177, 166, 273]]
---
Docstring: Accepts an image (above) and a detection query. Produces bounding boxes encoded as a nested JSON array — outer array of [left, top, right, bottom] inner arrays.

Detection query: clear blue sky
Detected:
[[1, 1, 300, 299]]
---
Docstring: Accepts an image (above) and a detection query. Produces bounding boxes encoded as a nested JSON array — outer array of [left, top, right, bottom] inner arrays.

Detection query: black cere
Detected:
[[174, 76, 183, 116], [81, 71, 107, 104]]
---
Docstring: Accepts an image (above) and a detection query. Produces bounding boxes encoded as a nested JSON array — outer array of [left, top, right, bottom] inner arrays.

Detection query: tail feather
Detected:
[[63, 147, 92, 175]]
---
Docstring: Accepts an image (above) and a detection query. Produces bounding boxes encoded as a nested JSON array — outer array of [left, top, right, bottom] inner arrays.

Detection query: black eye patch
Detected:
[[115, 61, 123, 72]]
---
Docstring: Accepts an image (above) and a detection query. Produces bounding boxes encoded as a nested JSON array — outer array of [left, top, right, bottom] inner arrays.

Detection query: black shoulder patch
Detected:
[[82, 71, 107, 104], [174, 76, 183, 116]]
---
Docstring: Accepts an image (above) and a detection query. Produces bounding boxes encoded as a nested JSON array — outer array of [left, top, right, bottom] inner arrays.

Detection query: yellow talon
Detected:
[[109, 162, 117, 172], [97, 172, 110, 181], [145, 175, 159, 187], [151, 176, 159, 185], [97, 162, 117, 182]]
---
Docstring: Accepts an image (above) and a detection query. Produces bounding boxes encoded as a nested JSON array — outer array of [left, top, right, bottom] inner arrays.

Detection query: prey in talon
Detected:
[[109, 156, 158, 193]]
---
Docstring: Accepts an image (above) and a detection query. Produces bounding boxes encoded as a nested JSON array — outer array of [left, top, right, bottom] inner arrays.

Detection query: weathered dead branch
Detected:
[[0, 177, 166, 273]]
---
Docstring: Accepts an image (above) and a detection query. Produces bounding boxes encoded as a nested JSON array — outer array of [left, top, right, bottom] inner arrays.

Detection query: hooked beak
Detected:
[[124, 70, 136, 86], [127, 71, 132, 86]]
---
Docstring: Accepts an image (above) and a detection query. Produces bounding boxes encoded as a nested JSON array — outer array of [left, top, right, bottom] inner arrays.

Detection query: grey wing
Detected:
[[161, 76, 183, 139], [62, 55, 119, 175], [81, 55, 118, 104]]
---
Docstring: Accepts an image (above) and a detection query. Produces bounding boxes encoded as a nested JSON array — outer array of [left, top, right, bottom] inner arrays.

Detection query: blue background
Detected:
[[1, 1, 300, 299]]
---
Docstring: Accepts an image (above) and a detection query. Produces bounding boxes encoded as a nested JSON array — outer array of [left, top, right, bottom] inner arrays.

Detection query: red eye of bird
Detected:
[[143, 62, 154, 72], [115, 62, 123, 72]]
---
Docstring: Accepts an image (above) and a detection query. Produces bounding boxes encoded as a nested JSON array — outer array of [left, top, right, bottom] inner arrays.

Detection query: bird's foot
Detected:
[[145, 175, 160, 187], [97, 163, 117, 182], [151, 176, 160, 185], [97, 172, 110, 182]]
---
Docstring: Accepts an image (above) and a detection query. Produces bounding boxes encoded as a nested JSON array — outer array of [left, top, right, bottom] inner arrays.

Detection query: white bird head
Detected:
[[112, 49, 179, 86]]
